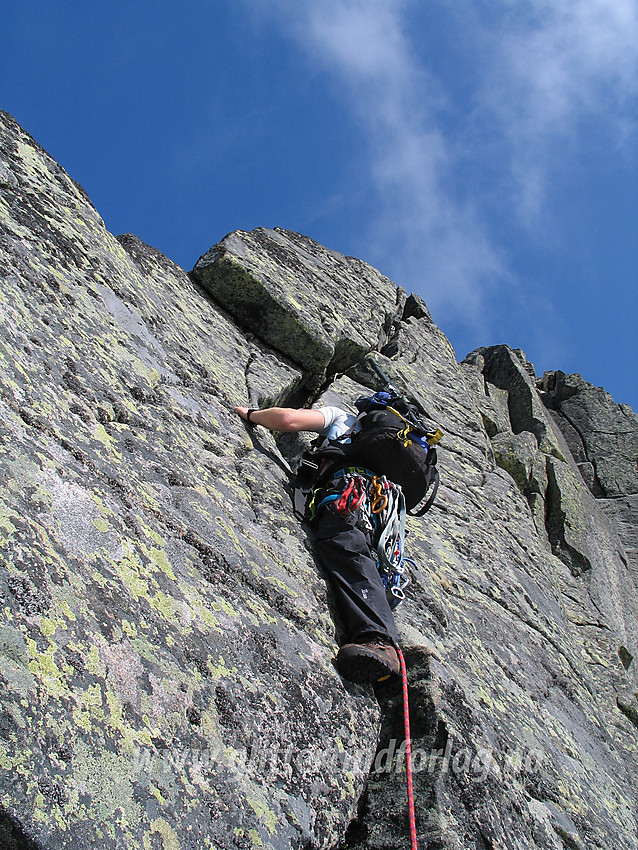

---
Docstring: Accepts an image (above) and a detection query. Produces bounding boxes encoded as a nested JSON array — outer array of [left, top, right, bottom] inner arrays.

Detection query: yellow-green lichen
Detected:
[[0, 501, 18, 536], [91, 423, 122, 459], [246, 796, 277, 835], [121, 619, 138, 639], [39, 616, 59, 638], [248, 828, 263, 846], [147, 546, 176, 581]]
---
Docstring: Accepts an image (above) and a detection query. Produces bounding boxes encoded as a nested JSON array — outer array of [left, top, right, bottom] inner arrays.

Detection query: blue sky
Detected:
[[3, 1, 637, 409]]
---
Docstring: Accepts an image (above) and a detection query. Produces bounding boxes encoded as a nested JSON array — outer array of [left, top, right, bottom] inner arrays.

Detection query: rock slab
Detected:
[[1, 110, 638, 850], [192, 228, 405, 382]]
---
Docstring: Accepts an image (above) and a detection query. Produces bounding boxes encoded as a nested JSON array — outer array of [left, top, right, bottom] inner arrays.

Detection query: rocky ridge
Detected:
[[1, 109, 637, 849]]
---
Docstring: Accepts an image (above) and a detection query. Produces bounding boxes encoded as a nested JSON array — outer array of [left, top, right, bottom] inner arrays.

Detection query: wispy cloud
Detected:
[[482, 0, 638, 217], [494, 0, 638, 127], [241, 0, 637, 337], [297, 0, 508, 327]]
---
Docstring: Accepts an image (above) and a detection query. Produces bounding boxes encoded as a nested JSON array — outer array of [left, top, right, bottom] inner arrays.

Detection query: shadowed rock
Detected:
[[539, 370, 638, 600], [539, 370, 638, 499]]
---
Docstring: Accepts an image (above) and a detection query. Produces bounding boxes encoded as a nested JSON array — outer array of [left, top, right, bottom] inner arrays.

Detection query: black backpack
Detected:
[[294, 391, 442, 519]]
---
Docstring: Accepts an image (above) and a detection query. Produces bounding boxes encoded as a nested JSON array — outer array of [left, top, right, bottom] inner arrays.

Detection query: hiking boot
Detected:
[[335, 638, 400, 684]]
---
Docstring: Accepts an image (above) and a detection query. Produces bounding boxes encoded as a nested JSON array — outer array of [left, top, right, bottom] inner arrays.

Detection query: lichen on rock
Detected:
[[1, 109, 638, 850]]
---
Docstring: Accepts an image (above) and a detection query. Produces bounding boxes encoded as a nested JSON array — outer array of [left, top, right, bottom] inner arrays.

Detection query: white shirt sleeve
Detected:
[[315, 405, 357, 439]]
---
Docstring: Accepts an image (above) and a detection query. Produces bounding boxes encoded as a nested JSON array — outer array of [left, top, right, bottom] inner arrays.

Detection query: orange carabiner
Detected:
[[370, 475, 388, 514]]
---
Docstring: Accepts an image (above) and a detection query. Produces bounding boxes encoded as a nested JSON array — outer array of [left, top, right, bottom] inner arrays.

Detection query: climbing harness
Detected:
[[398, 646, 418, 850], [315, 469, 412, 610]]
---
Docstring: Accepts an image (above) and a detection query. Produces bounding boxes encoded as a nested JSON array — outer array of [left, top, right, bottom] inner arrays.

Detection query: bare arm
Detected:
[[234, 406, 326, 433]]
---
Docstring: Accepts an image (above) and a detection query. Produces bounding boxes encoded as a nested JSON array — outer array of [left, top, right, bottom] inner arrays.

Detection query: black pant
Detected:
[[313, 501, 400, 646]]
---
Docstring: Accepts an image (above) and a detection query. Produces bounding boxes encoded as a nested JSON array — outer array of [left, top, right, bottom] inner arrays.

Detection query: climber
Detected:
[[234, 402, 406, 684]]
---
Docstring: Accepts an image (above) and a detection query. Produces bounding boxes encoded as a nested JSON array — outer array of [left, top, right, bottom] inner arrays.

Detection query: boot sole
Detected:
[[335, 645, 400, 684]]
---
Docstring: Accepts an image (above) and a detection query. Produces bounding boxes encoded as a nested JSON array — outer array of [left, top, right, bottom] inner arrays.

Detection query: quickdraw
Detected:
[[313, 469, 414, 609], [370, 475, 388, 514], [387, 405, 443, 447], [374, 481, 410, 609], [397, 424, 413, 447], [335, 476, 365, 514]]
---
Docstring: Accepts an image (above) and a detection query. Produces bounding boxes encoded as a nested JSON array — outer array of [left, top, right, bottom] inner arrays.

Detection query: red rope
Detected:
[[397, 646, 418, 849]]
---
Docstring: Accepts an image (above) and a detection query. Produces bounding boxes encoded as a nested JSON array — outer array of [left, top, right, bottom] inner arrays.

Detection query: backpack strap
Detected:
[[409, 465, 439, 516], [293, 452, 323, 521], [292, 411, 367, 521]]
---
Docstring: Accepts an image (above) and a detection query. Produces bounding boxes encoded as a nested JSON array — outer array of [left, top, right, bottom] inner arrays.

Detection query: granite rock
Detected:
[[1, 109, 638, 850], [599, 495, 638, 593], [0, 111, 378, 850], [539, 370, 638, 601], [192, 228, 405, 384], [539, 370, 638, 498]]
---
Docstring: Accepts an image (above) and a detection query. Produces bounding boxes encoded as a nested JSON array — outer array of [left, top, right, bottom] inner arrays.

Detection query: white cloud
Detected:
[[240, 0, 637, 337], [502, 0, 637, 121], [483, 0, 638, 217], [243, 0, 507, 331]]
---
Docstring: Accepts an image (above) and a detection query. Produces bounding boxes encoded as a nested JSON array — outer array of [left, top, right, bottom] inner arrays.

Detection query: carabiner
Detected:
[[336, 476, 365, 513], [370, 475, 388, 514]]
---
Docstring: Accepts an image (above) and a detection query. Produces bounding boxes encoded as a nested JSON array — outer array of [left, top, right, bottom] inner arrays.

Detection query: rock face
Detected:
[[192, 230, 404, 386], [539, 370, 638, 499], [538, 369, 638, 603], [0, 109, 637, 850]]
